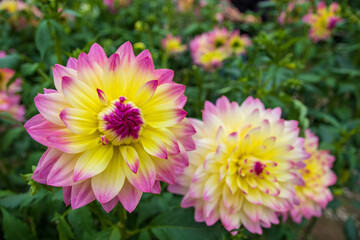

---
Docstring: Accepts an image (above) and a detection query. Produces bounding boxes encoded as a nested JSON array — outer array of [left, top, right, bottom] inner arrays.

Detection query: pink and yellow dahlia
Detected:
[[277, 0, 308, 25], [303, 1, 342, 42], [190, 28, 251, 71], [168, 96, 310, 234], [288, 129, 336, 223], [25, 42, 195, 212], [162, 34, 187, 55]]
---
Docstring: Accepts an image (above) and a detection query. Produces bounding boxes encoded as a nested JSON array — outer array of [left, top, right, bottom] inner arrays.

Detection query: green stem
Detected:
[[119, 207, 127, 239], [298, 217, 317, 240]]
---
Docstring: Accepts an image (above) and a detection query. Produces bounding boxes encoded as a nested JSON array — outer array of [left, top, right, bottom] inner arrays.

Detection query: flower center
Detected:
[[98, 97, 145, 145]]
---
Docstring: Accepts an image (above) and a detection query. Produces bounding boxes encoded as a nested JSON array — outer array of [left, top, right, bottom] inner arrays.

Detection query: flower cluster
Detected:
[[0, 0, 42, 28], [190, 28, 251, 71], [162, 34, 187, 55], [168, 96, 310, 234], [288, 129, 336, 223], [25, 42, 195, 212], [0, 52, 25, 122], [303, 1, 342, 42]]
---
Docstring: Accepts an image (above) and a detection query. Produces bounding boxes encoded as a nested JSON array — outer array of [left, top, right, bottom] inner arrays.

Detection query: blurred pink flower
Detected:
[[287, 129, 336, 223], [190, 28, 251, 71], [303, 1, 342, 42], [103, 0, 132, 12], [162, 34, 187, 55]]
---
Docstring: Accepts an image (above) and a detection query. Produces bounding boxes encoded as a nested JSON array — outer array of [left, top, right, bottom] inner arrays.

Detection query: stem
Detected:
[[298, 217, 317, 240], [119, 207, 127, 239]]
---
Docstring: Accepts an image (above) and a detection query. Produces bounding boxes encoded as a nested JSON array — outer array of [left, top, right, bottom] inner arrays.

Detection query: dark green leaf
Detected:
[[1, 208, 35, 240]]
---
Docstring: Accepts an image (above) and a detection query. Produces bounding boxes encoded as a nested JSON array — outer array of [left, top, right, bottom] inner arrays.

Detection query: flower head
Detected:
[[162, 34, 187, 55], [25, 42, 195, 212], [288, 129, 336, 223], [168, 96, 310, 234], [303, 1, 342, 42], [190, 28, 251, 71]]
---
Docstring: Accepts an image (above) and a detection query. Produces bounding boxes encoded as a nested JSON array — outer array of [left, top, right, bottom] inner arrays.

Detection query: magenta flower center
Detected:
[[254, 161, 264, 176], [98, 97, 145, 145]]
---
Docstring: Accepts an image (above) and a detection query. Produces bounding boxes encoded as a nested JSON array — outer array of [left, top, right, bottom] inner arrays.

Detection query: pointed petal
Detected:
[[73, 145, 113, 182], [120, 145, 139, 173], [60, 108, 98, 135], [101, 197, 119, 213], [88, 43, 108, 68], [34, 92, 70, 126], [62, 76, 101, 114], [140, 128, 168, 159], [63, 186, 72, 206], [47, 153, 80, 187], [48, 132, 99, 154], [77, 53, 104, 90], [144, 104, 187, 128], [117, 180, 143, 213], [122, 145, 156, 192], [134, 80, 158, 106], [91, 150, 125, 203], [71, 180, 96, 209], [32, 148, 62, 184]]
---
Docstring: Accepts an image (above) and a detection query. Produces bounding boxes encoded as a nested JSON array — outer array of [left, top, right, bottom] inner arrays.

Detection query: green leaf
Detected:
[[344, 216, 357, 240], [0, 54, 19, 68], [138, 230, 151, 240], [68, 207, 94, 239], [94, 227, 121, 240], [35, 20, 52, 59], [56, 213, 75, 240], [149, 208, 226, 240], [1, 208, 35, 240], [0, 193, 29, 209]]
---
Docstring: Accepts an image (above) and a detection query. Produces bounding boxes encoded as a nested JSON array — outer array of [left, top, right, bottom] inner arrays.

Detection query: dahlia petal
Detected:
[[103, 53, 124, 100], [150, 180, 161, 194], [60, 108, 98, 135], [117, 180, 143, 213], [101, 197, 119, 213], [203, 175, 221, 201], [77, 53, 104, 90], [25, 114, 68, 148], [63, 186, 72, 206], [53, 64, 77, 92], [153, 157, 176, 184], [154, 69, 174, 85], [116, 41, 135, 67], [73, 145, 113, 182], [122, 145, 156, 192], [34, 92, 70, 126], [91, 150, 125, 203], [140, 128, 168, 159], [144, 104, 187, 128], [120, 145, 139, 173], [66, 57, 78, 70], [47, 153, 80, 187], [62, 76, 101, 113], [48, 132, 99, 154], [32, 148, 62, 184], [134, 80, 158, 106], [88, 43, 108, 68], [71, 180, 96, 209], [243, 201, 261, 223], [144, 83, 185, 108], [136, 49, 152, 61]]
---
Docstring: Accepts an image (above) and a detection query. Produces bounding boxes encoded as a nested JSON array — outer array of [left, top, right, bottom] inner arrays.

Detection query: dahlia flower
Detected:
[[303, 1, 342, 42], [288, 129, 336, 223], [162, 34, 187, 55], [0, 53, 25, 122], [168, 96, 310, 234], [190, 28, 251, 71], [25, 42, 195, 212]]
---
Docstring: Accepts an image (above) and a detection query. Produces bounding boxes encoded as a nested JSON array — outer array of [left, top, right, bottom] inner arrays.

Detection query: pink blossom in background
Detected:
[[169, 96, 310, 234], [103, 0, 132, 12], [0, 52, 25, 121], [287, 129, 336, 223], [303, 1, 342, 42], [25, 42, 195, 212], [190, 28, 251, 71], [277, 0, 308, 25], [162, 34, 187, 55]]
